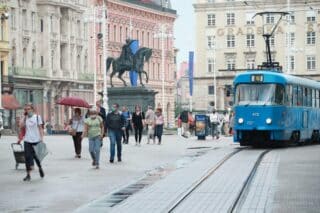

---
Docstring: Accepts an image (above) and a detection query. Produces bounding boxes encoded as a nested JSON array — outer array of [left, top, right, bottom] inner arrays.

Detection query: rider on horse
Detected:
[[120, 39, 135, 66]]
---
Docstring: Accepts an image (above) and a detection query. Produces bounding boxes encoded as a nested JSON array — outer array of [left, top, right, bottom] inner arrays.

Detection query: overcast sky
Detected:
[[171, 0, 195, 65]]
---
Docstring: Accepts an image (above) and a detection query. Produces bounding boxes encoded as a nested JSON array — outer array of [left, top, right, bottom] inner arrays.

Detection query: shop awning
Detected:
[[2, 94, 20, 110]]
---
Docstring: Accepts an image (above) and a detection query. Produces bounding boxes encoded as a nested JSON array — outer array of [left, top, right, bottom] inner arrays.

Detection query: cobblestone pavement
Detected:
[[0, 134, 232, 212]]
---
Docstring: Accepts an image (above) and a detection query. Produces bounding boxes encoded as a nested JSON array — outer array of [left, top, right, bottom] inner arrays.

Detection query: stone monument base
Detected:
[[106, 86, 158, 112]]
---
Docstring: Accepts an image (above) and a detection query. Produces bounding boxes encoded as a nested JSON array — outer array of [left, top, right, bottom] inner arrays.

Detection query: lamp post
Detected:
[[101, 1, 108, 112], [85, 4, 108, 110], [154, 24, 172, 116]]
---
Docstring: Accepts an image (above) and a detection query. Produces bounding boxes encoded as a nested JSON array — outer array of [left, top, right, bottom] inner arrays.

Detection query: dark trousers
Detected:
[[72, 132, 83, 155], [24, 141, 41, 171], [134, 126, 143, 143], [109, 129, 122, 160], [122, 126, 130, 143], [154, 124, 163, 143]]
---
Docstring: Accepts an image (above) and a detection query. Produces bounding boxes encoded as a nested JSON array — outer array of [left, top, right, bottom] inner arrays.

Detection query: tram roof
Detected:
[[234, 70, 320, 89]]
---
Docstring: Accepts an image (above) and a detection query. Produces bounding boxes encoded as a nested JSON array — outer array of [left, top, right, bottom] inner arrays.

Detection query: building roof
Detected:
[[121, 0, 176, 14]]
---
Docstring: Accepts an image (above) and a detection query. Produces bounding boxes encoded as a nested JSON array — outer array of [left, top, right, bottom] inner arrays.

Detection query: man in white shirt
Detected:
[[209, 109, 220, 139]]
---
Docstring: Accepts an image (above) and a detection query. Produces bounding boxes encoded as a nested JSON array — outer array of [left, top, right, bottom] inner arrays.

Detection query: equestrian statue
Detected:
[[106, 39, 153, 87]]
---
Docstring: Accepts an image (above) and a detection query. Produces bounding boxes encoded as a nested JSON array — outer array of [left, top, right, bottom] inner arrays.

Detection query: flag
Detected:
[[188, 51, 194, 96]]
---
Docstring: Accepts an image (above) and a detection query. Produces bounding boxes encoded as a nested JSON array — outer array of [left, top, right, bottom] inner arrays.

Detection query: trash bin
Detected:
[[195, 114, 210, 140]]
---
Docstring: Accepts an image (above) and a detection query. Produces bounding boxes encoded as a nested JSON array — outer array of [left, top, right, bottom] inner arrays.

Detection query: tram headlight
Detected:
[[238, 118, 244, 124], [266, 118, 272, 124]]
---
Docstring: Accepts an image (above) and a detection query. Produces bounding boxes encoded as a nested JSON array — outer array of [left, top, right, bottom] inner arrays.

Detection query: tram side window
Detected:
[[297, 86, 303, 106], [286, 85, 292, 106], [275, 85, 284, 105], [312, 89, 316, 107], [307, 88, 312, 107], [293, 86, 298, 106], [317, 90, 320, 108]]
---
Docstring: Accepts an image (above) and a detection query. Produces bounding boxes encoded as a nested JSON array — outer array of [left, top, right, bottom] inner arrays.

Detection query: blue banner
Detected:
[[129, 40, 139, 86], [188, 51, 194, 96]]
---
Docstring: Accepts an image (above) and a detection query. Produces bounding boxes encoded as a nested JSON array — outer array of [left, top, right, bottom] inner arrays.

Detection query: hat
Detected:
[[89, 106, 98, 112]]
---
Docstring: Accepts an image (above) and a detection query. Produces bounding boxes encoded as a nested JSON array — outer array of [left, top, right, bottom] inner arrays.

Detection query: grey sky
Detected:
[[171, 0, 195, 65]]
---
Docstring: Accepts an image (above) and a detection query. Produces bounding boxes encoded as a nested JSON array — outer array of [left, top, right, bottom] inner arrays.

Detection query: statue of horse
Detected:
[[106, 47, 152, 87]]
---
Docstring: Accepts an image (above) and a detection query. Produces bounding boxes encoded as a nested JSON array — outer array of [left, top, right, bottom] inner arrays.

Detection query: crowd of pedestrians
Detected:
[[16, 102, 167, 181]]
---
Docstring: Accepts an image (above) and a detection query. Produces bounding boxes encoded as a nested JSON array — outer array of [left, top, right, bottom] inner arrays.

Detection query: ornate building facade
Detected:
[[92, 0, 177, 126], [8, 0, 92, 130], [193, 0, 320, 112]]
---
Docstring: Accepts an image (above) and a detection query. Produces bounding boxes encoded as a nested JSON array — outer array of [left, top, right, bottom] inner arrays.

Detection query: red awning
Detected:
[[2, 94, 20, 110]]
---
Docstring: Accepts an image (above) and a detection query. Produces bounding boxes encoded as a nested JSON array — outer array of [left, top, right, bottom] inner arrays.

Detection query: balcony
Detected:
[[78, 73, 93, 81], [11, 66, 48, 78]]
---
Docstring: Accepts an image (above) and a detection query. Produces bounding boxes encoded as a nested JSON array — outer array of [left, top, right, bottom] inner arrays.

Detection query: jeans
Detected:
[[108, 129, 122, 161], [88, 136, 102, 165]]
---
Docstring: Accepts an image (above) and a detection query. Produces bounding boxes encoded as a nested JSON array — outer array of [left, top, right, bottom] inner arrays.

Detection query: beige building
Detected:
[[193, 0, 320, 111]]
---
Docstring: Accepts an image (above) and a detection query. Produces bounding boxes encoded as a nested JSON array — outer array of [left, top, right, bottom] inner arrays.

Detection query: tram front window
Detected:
[[235, 84, 284, 105]]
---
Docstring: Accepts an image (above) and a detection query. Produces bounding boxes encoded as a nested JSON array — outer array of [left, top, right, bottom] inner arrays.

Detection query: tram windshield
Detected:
[[235, 84, 284, 105]]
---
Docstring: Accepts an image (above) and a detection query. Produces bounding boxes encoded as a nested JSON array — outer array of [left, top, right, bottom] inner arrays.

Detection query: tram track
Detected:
[[167, 148, 271, 213], [167, 148, 245, 213]]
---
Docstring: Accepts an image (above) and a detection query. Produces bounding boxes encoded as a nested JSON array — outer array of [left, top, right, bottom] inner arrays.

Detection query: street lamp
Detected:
[[85, 4, 108, 111], [154, 24, 172, 119]]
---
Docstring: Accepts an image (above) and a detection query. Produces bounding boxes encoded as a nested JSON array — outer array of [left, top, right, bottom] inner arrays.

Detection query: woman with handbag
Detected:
[[69, 108, 84, 158], [20, 103, 45, 181]]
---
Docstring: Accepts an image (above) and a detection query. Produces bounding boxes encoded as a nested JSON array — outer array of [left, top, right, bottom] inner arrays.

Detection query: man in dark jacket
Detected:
[[106, 103, 126, 163]]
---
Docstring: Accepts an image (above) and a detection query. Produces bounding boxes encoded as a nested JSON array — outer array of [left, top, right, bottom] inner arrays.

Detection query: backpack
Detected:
[[180, 111, 189, 123]]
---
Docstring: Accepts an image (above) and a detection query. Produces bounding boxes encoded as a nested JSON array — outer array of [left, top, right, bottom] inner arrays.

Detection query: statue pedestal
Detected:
[[107, 87, 158, 112]]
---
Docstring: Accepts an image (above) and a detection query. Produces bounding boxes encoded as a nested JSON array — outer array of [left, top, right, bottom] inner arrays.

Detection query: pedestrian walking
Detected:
[[19, 103, 45, 181], [121, 106, 132, 144], [96, 100, 107, 136], [132, 105, 145, 146], [45, 120, 53, 135], [106, 103, 126, 163], [209, 109, 220, 139], [69, 108, 85, 158], [180, 109, 189, 138], [82, 107, 104, 169], [229, 112, 235, 136], [154, 108, 164, 145], [145, 105, 156, 144]]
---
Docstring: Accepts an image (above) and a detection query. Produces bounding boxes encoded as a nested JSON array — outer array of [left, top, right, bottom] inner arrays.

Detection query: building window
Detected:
[[246, 13, 254, 25], [41, 56, 44, 67], [40, 19, 43, 32], [23, 48, 27, 67], [226, 13, 235, 25], [246, 34, 255, 47], [290, 55, 295, 71], [31, 12, 36, 32], [0, 20, 4, 40], [32, 49, 36, 68], [208, 85, 214, 95], [270, 35, 275, 47], [306, 11, 316, 23], [10, 8, 16, 29], [287, 12, 295, 24], [119, 26, 123, 43], [266, 14, 275, 24], [307, 31, 316, 45], [246, 58, 255, 69], [50, 15, 54, 33], [227, 34, 235, 48], [113, 25, 116, 41], [22, 9, 27, 30], [286, 32, 295, 47], [207, 58, 214, 73], [207, 36, 215, 48], [226, 58, 236, 70], [307, 56, 316, 70], [147, 32, 150, 47], [207, 14, 215, 26]]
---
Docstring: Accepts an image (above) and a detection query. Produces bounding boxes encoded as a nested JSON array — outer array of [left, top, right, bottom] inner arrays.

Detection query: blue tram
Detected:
[[233, 70, 320, 146]]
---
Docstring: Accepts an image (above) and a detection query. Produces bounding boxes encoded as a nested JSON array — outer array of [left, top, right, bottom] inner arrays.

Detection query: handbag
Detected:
[[69, 119, 80, 136], [34, 142, 49, 162]]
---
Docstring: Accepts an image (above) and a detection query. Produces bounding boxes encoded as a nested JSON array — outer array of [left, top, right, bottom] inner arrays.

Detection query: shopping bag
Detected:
[[34, 142, 49, 162], [177, 127, 182, 136]]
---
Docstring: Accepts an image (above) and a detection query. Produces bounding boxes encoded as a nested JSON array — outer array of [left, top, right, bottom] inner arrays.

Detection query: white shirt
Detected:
[[24, 114, 43, 143], [71, 116, 85, 132], [209, 113, 219, 123]]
